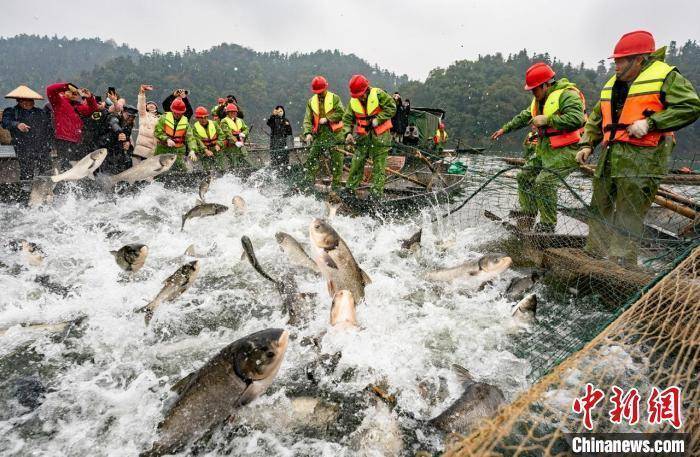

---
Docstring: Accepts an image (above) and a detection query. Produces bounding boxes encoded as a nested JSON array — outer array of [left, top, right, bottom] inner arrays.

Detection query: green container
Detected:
[[447, 161, 467, 174]]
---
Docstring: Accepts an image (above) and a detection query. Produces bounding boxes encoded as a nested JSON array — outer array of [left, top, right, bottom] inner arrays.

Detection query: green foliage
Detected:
[[0, 34, 138, 102], [400, 42, 700, 155]]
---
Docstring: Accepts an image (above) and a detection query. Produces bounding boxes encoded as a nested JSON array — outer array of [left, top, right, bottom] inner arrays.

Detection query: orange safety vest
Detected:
[[349, 88, 393, 136], [433, 129, 448, 144], [310, 92, 343, 134], [194, 121, 218, 148], [162, 112, 189, 147], [599, 60, 675, 147], [529, 86, 586, 149]]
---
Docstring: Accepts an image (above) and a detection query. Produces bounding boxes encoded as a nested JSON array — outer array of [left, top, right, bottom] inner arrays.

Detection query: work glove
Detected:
[[319, 117, 328, 125], [627, 119, 649, 138], [532, 115, 548, 127], [371, 118, 379, 127], [239, 133, 246, 139], [204, 149, 214, 157], [305, 134, 313, 144], [235, 141, 244, 148], [166, 139, 176, 148], [214, 144, 221, 152], [345, 134, 355, 145], [188, 151, 198, 162], [576, 147, 592, 164]]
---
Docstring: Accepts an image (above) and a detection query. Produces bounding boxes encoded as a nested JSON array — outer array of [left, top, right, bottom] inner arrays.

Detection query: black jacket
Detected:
[[162, 94, 194, 119], [267, 115, 293, 149], [80, 108, 111, 151], [100, 113, 134, 174], [1, 105, 53, 155]]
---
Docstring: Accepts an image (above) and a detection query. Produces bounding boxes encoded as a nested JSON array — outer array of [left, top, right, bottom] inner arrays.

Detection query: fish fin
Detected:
[[50, 175, 60, 183], [326, 280, 336, 297], [320, 252, 338, 270], [196, 198, 205, 205], [452, 364, 474, 385], [236, 382, 263, 407], [146, 177, 155, 183], [69, 161, 78, 167], [109, 250, 118, 257], [181, 215, 186, 232], [240, 251, 246, 261], [360, 269, 372, 285], [135, 303, 155, 325], [170, 371, 196, 395], [86, 172, 96, 181], [184, 244, 196, 257]]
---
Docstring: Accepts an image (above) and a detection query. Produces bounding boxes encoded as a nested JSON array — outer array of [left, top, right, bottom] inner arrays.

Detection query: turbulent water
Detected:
[[0, 170, 595, 456]]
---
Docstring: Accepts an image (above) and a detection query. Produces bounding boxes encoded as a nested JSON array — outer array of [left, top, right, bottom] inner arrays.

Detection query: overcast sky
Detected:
[[2, 0, 698, 80]]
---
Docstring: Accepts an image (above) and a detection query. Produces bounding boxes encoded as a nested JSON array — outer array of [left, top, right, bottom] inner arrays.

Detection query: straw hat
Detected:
[[5, 85, 44, 100]]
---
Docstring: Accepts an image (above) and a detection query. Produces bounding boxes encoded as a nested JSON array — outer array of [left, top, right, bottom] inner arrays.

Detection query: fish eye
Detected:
[[266, 351, 275, 358]]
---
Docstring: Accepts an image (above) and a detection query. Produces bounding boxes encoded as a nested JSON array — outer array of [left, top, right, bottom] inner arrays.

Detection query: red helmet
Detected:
[[610, 30, 655, 58], [217, 97, 225, 104], [311, 76, 328, 94], [524, 62, 556, 90], [349, 74, 370, 98], [195, 106, 209, 117], [225, 103, 238, 113], [170, 97, 186, 114]]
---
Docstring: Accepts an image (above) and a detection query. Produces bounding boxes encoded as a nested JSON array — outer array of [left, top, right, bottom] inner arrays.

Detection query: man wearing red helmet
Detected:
[[187, 106, 225, 171], [491, 62, 586, 232], [342, 74, 397, 196], [578, 30, 700, 265], [154, 96, 194, 171], [302, 76, 345, 189], [220, 103, 250, 168]]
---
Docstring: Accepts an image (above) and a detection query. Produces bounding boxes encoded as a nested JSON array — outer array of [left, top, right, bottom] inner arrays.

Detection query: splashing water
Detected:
[[0, 171, 557, 456]]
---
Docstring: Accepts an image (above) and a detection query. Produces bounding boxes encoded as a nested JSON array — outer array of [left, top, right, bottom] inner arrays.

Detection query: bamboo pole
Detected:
[[500, 157, 699, 220]]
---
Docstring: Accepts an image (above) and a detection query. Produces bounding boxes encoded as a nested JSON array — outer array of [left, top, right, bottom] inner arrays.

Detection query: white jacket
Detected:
[[133, 93, 159, 158]]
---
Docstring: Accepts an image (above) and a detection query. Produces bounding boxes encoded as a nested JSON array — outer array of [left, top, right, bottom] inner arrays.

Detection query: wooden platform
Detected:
[[542, 247, 655, 304]]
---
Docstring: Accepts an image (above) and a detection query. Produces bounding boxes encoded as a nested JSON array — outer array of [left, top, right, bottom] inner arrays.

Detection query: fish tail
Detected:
[[136, 301, 156, 325], [181, 215, 186, 231]]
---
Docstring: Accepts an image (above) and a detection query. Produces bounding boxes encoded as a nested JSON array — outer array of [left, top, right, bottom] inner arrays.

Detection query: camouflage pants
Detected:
[[346, 134, 391, 196], [306, 130, 344, 189]]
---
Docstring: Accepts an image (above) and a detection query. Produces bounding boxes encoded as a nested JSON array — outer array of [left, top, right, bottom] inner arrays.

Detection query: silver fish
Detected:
[[0, 316, 85, 337], [505, 271, 540, 301], [512, 293, 537, 323], [400, 228, 422, 252], [28, 177, 56, 207], [110, 244, 149, 272], [428, 364, 505, 434], [138, 260, 200, 325], [231, 195, 247, 213], [108, 154, 177, 186], [141, 328, 289, 457], [181, 202, 228, 231], [424, 254, 512, 288], [275, 231, 320, 273], [51, 148, 107, 182], [198, 174, 213, 202], [309, 218, 371, 302]]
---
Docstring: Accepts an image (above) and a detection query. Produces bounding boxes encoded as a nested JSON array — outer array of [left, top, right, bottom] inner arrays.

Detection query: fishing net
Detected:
[[428, 147, 700, 456]]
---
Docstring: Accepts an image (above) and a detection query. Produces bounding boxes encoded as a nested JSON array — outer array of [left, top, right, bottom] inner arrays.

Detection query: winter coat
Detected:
[[134, 93, 159, 159], [2, 105, 53, 155], [101, 113, 134, 174], [267, 114, 293, 149], [46, 82, 98, 144]]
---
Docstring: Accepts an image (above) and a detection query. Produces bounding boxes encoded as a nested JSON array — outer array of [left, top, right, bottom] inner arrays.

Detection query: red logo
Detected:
[[647, 386, 682, 429], [572, 383, 606, 430], [609, 386, 641, 425]]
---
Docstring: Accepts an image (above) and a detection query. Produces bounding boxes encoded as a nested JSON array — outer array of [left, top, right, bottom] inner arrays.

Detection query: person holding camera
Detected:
[[46, 82, 99, 170], [267, 105, 293, 169], [101, 105, 137, 174], [133, 84, 160, 164], [162, 89, 193, 120]]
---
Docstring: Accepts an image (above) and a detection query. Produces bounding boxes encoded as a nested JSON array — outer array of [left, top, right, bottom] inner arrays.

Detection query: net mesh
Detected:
[[428, 149, 700, 456]]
